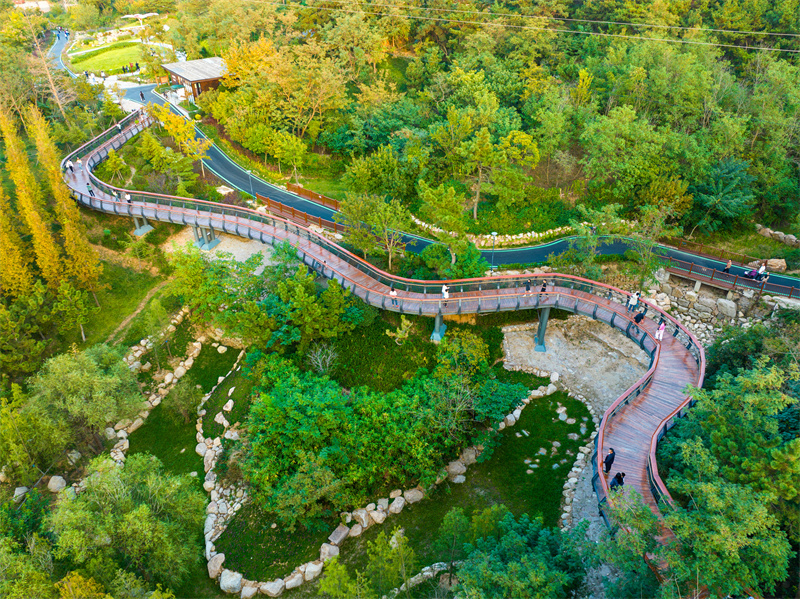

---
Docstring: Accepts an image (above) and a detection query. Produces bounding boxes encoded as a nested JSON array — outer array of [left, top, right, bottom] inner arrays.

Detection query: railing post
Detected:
[[688, 263, 693, 275]]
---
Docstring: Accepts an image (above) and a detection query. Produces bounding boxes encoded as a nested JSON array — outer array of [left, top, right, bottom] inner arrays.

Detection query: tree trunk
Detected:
[[449, 247, 457, 265], [79, 323, 86, 342]]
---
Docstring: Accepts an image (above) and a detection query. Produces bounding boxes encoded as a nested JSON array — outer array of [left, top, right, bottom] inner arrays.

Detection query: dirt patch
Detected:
[[161, 228, 276, 274]]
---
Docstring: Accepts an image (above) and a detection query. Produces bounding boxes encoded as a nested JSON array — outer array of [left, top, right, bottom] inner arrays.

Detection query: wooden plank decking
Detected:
[[63, 114, 705, 529]]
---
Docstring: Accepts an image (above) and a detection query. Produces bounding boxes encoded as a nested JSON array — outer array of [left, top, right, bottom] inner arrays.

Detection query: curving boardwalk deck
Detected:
[[62, 111, 705, 532]]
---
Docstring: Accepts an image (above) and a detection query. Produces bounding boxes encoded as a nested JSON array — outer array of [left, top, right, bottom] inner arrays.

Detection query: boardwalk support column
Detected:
[[132, 215, 153, 236], [534, 307, 550, 352], [193, 226, 221, 251], [431, 311, 447, 343]]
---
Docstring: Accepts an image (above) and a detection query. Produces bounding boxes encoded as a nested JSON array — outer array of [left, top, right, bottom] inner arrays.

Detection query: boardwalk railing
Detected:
[[665, 255, 797, 298], [65, 114, 707, 541], [256, 194, 346, 234], [662, 237, 760, 266], [285, 183, 340, 210]]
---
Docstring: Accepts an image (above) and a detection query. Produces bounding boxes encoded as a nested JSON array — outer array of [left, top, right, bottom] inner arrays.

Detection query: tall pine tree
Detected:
[[0, 107, 63, 290], [0, 185, 33, 299], [25, 106, 102, 302]]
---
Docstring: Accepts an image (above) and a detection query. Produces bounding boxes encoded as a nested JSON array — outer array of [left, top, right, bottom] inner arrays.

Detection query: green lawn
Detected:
[[58, 260, 162, 350], [71, 42, 146, 74]]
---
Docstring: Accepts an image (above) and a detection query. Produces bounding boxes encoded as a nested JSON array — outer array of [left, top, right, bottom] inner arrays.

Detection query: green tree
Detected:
[[434, 507, 470, 576], [53, 282, 96, 343], [687, 158, 755, 237], [418, 181, 468, 266], [49, 454, 205, 589], [162, 378, 202, 424], [29, 345, 141, 449], [272, 131, 307, 184], [0, 185, 33, 299], [626, 205, 682, 288], [335, 193, 382, 259]]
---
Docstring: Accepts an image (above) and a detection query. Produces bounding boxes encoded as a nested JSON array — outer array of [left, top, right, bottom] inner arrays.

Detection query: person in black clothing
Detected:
[[633, 311, 645, 333], [539, 279, 548, 299], [609, 472, 626, 490], [524, 279, 531, 297], [139, 90, 145, 103], [135, 62, 139, 71], [603, 448, 615, 473]]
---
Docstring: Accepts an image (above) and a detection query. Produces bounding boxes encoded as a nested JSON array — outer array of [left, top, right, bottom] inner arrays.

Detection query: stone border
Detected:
[[756, 224, 799, 249], [410, 215, 572, 249], [500, 324, 600, 530]]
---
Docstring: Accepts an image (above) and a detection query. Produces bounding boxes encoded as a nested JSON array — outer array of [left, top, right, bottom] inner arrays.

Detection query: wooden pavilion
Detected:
[[161, 57, 226, 103]]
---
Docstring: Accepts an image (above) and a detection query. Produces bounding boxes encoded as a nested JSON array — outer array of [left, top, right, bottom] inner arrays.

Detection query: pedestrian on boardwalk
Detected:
[[389, 284, 398, 306], [633, 311, 645, 333], [116, 122, 122, 134], [655, 320, 666, 341], [609, 472, 626, 490], [86, 182, 95, 197], [722, 259, 732, 274], [442, 284, 450, 307], [76, 157, 83, 170], [757, 262, 767, 281], [539, 279, 548, 299], [65, 159, 74, 173], [124, 192, 132, 204], [524, 279, 531, 297], [139, 90, 145, 103], [626, 291, 640, 313], [603, 448, 615, 473]]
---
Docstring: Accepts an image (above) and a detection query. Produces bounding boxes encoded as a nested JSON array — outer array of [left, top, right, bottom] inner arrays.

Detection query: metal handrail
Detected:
[[666, 256, 796, 299], [68, 115, 707, 533]]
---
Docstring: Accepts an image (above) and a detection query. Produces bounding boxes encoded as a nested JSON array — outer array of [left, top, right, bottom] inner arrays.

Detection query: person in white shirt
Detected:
[[442, 284, 450, 307], [389, 284, 398, 306]]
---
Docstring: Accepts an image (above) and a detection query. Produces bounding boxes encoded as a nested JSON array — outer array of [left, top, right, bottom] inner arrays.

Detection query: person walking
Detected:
[[539, 279, 548, 299], [86, 182, 95, 197], [757, 262, 767, 281], [389, 284, 398, 307], [626, 291, 640, 313], [632, 311, 645, 334], [655, 320, 666, 341], [722, 259, 732, 274], [609, 472, 626, 490], [442, 284, 450, 307], [603, 448, 615, 474], [65, 159, 74, 174], [124, 192, 132, 204], [139, 90, 146, 103], [76, 157, 83, 170], [524, 279, 531, 297]]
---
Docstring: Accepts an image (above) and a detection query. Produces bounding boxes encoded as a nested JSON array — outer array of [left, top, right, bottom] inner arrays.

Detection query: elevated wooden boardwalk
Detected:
[[62, 111, 705, 529]]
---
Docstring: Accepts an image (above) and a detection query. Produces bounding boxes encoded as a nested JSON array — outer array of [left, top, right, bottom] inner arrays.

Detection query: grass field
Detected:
[[70, 42, 161, 75]]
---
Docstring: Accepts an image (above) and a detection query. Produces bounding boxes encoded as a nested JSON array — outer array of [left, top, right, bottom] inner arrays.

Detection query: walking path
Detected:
[[60, 113, 706, 534]]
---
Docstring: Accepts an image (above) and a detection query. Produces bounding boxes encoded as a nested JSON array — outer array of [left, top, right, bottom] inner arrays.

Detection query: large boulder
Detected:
[[404, 488, 424, 504], [174, 366, 187, 379], [208, 553, 225, 579], [304, 560, 324, 581], [47, 476, 67, 493], [284, 572, 303, 590], [219, 570, 243, 594], [349, 524, 363, 537], [320, 543, 340, 562], [446, 460, 466, 477], [260, 579, 285, 597], [716, 298, 737, 319], [766, 258, 787, 272], [388, 497, 406, 514], [13, 487, 28, 503], [328, 524, 350, 546], [369, 510, 386, 525], [240, 584, 258, 599], [352, 508, 370, 528]]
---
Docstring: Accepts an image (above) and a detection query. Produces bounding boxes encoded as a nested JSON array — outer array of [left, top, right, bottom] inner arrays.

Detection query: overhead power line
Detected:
[[290, 0, 800, 39], [241, 0, 800, 54]]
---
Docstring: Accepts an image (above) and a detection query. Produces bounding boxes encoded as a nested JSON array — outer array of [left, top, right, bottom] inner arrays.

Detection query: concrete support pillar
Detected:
[[193, 226, 221, 251], [694, 280, 702, 292], [534, 307, 551, 352], [430, 311, 447, 343], [133, 215, 153, 236]]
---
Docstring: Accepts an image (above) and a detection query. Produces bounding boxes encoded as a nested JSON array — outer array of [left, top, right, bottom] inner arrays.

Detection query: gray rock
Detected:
[[104, 427, 116, 440], [260, 579, 285, 597], [446, 460, 466, 476], [377, 498, 389, 510], [546, 383, 557, 395], [67, 449, 82, 465], [164, 373, 174, 385], [48, 476, 67, 493], [284, 572, 303, 590], [460, 447, 477, 465], [404, 488, 424, 504], [369, 510, 387, 525], [352, 508, 369, 527], [388, 496, 406, 514], [174, 366, 187, 379], [218, 345, 228, 354], [127, 418, 144, 433], [240, 584, 258, 599], [451, 475, 466, 484], [305, 560, 324, 581], [328, 524, 350, 546], [196, 442, 208, 456], [141, 361, 152, 372], [207, 553, 225, 579], [13, 486, 28, 503], [223, 399, 234, 412], [349, 523, 363, 537], [320, 542, 340, 562], [389, 489, 402, 499], [219, 569, 242, 593]]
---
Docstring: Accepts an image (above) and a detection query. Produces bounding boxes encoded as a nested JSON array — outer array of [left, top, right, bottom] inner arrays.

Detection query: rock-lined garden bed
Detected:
[[756, 224, 800, 250]]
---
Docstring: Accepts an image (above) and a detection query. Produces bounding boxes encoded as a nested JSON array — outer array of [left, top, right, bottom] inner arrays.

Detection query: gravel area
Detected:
[[161, 228, 276, 274]]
